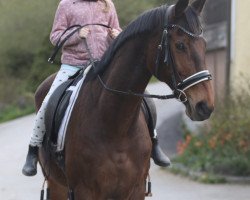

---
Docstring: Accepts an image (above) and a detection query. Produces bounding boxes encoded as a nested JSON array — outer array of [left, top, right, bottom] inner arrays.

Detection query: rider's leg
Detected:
[[143, 93, 171, 167], [22, 65, 80, 176], [151, 129, 171, 167]]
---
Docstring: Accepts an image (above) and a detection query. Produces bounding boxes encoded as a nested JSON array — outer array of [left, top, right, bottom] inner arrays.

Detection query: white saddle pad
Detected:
[[56, 65, 92, 152]]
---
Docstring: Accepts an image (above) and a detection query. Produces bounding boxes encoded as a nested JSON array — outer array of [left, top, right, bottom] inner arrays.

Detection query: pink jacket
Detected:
[[50, 0, 121, 66]]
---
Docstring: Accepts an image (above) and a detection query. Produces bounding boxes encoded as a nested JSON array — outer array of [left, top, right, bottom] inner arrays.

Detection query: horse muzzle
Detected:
[[185, 100, 214, 121]]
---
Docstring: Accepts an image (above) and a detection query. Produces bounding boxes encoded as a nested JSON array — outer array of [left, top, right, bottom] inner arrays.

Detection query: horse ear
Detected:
[[191, 0, 207, 14], [174, 0, 189, 18]]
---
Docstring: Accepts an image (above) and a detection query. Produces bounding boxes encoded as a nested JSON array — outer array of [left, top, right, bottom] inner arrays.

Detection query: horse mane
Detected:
[[94, 5, 167, 75], [94, 4, 202, 76]]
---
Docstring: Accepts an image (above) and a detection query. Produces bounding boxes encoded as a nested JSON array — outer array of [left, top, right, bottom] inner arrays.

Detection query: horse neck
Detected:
[[97, 36, 153, 134]]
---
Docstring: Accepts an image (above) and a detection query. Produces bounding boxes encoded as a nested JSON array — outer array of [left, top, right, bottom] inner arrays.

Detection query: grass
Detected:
[[0, 105, 35, 123]]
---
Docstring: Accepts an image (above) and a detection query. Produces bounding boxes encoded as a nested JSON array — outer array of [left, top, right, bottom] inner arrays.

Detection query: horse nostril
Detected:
[[196, 101, 213, 118]]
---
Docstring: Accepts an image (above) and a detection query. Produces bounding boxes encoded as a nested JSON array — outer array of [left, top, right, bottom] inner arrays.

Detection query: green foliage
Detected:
[[26, 36, 58, 92], [0, 104, 34, 123], [0, 0, 59, 113], [0, 0, 57, 53], [176, 82, 250, 176], [3, 49, 34, 79]]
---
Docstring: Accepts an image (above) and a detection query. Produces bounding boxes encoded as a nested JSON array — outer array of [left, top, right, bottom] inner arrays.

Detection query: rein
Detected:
[[97, 76, 176, 99], [48, 23, 177, 100], [48, 23, 111, 63]]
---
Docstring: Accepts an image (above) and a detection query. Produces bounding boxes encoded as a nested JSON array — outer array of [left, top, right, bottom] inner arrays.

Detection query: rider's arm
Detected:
[[50, 1, 82, 47], [108, 1, 122, 39]]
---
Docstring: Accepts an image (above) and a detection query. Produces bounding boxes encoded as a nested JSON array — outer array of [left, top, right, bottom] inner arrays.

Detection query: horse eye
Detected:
[[176, 42, 186, 51]]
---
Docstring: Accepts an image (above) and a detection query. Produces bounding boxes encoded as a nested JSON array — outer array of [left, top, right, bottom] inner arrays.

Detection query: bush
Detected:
[[25, 36, 59, 92], [175, 82, 250, 176], [2, 49, 34, 79]]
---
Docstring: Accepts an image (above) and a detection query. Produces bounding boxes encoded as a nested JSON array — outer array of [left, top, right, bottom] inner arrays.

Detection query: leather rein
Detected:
[[48, 7, 212, 101], [48, 23, 111, 63]]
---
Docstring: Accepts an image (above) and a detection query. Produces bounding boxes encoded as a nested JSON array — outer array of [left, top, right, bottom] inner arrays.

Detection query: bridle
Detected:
[[154, 6, 212, 102], [97, 6, 212, 101], [48, 6, 212, 102]]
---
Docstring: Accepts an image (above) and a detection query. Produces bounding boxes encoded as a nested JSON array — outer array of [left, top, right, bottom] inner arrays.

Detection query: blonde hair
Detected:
[[100, 0, 110, 13]]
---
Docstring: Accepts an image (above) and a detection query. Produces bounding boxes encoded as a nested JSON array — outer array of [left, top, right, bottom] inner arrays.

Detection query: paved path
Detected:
[[0, 115, 43, 200], [0, 82, 249, 200], [150, 165, 250, 200]]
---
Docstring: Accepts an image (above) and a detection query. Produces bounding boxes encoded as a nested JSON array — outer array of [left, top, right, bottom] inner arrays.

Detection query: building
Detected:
[[203, 0, 250, 97], [202, 0, 229, 97], [230, 0, 250, 87]]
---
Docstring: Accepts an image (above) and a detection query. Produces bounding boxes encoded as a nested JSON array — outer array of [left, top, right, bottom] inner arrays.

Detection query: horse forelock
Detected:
[[94, 5, 168, 76]]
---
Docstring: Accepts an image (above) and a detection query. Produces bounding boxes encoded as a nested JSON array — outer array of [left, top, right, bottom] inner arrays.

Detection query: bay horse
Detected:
[[36, 0, 214, 199]]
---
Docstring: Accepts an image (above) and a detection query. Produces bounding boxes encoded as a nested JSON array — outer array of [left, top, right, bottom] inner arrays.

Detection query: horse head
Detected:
[[150, 0, 214, 121]]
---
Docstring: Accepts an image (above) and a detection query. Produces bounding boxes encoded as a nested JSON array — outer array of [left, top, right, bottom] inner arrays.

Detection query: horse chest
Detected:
[[93, 150, 146, 199], [112, 151, 129, 166]]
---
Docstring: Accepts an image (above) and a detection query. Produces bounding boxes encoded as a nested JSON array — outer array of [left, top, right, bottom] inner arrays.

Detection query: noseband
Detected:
[[154, 6, 212, 102]]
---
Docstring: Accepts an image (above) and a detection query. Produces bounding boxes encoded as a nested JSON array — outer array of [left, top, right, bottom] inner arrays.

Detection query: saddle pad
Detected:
[[56, 65, 92, 151]]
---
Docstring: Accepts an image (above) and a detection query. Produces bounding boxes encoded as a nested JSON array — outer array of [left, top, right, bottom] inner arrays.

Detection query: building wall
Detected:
[[231, 0, 250, 86], [202, 0, 228, 98], [206, 50, 227, 98]]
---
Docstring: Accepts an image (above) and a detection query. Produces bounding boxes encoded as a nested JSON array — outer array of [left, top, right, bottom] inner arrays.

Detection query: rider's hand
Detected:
[[79, 27, 90, 39], [109, 28, 120, 39]]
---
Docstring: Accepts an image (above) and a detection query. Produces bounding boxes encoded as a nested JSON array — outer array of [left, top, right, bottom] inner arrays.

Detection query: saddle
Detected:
[[44, 69, 83, 148], [43, 69, 157, 169]]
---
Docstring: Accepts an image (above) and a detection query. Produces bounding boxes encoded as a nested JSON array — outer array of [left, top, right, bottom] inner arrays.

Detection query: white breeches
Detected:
[[29, 64, 80, 147]]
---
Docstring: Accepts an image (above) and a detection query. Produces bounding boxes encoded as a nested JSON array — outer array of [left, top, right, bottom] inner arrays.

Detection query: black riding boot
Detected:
[[22, 145, 38, 176], [151, 131, 171, 167]]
